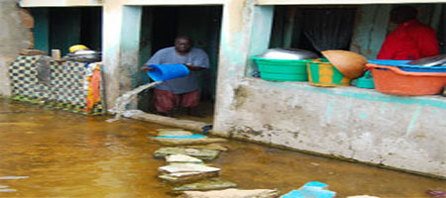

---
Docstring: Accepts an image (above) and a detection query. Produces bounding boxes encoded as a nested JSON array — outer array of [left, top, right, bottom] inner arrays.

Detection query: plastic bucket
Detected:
[[146, 64, 190, 82], [252, 57, 309, 81], [307, 59, 351, 87], [366, 63, 446, 96], [368, 60, 446, 73]]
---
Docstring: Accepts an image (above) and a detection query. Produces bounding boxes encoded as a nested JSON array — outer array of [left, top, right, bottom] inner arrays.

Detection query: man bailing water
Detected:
[[141, 36, 210, 117]]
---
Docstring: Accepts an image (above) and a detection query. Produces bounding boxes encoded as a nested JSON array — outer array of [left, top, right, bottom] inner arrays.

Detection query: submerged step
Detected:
[[179, 188, 280, 198], [154, 147, 220, 161], [171, 178, 237, 192], [165, 154, 204, 164], [158, 162, 220, 184]]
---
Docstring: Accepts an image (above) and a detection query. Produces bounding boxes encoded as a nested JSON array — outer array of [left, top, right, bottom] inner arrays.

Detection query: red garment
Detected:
[[153, 89, 200, 113], [377, 19, 439, 60]]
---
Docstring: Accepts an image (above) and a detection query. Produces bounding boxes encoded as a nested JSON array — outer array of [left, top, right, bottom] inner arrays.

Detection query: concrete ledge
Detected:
[[255, 78, 446, 110], [129, 112, 211, 133]]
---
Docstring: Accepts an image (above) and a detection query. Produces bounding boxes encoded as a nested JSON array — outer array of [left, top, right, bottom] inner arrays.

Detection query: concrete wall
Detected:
[[213, 77, 446, 177], [0, 1, 32, 96]]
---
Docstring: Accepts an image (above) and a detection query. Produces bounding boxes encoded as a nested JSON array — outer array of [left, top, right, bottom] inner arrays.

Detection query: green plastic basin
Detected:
[[252, 57, 309, 81]]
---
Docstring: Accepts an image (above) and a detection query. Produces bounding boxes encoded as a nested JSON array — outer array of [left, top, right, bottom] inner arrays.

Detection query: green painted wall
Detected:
[[31, 8, 50, 53], [139, 7, 154, 67]]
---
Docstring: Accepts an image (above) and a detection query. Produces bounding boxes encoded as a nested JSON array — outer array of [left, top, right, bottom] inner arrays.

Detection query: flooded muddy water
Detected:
[[0, 98, 444, 197]]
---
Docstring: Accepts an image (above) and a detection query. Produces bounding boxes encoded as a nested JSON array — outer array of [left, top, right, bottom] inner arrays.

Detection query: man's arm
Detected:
[[141, 50, 164, 72], [183, 64, 206, 71], [186, 49, 210, 71]]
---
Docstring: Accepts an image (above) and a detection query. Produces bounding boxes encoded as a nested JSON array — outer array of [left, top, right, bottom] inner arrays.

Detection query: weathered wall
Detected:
[[214, 0, 446, 178], [102, 3, 142, 109], [0, 1, 32, 96], [213, 78, 446, 177]]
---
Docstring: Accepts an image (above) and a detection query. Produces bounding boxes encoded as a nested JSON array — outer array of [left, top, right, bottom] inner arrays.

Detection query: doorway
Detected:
[[137, 6, 222, 123]]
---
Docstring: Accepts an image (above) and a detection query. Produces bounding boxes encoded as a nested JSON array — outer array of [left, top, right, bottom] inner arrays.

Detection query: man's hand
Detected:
[[141, 65, 154, 72], [183, 63, 205, 71]]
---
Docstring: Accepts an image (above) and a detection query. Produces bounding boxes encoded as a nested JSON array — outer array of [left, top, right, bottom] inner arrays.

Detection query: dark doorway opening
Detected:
[[270, 5, 357, 55], [138, 6, 222, 123]]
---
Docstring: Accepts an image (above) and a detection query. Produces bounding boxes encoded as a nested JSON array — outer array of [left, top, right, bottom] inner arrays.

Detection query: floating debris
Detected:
[[281, 181, 336, 198], [150, 130, 227, 146], [201, 125, 213, 135], [179, 188, 280, 198], [0, 176, 29, 180], [0, 185, 8, 188], [151, 136, 227, 146], [0, 189, 16, 192], [165, 154, 203, 164], [154, 147, 220, 161], [426, 190, 446, 198], [171, 178, 237, 192]]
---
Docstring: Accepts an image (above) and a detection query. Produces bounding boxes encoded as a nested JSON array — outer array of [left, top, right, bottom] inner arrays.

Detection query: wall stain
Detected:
[[232, 85, 249, 109], [293, 132, 299, 139], [233, 126, 263, 137], [263, 124, 273, 130]]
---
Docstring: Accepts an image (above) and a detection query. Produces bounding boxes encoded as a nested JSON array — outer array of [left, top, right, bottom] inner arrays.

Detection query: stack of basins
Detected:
[[367, 58, 446, 96], [253, 49, 368, 88]]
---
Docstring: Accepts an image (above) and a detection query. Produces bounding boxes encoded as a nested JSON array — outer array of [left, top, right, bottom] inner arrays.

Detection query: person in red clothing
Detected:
[[377, 6, 439, 60]]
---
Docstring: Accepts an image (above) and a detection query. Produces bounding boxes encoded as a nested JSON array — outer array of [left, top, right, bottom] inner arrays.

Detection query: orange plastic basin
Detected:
[[366, 64, 446, 96]]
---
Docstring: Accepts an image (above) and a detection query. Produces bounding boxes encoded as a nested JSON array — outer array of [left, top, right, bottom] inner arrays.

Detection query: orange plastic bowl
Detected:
[[366, 63, 446, 96]]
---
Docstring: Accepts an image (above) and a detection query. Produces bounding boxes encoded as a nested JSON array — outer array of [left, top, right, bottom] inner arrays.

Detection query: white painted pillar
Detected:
[[213, 0, 274, 134], [121, 6, 142, 108], [102, 3, 142, 109]]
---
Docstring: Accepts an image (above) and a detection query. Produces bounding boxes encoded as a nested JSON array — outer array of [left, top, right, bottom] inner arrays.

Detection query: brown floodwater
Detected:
[[0, 98, 444, 197]]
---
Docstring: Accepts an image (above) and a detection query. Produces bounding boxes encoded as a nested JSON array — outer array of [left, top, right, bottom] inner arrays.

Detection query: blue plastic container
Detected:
[[354, 71, 374, 89], [368, 60, 446, 73], [146, 64, 190, 82]]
